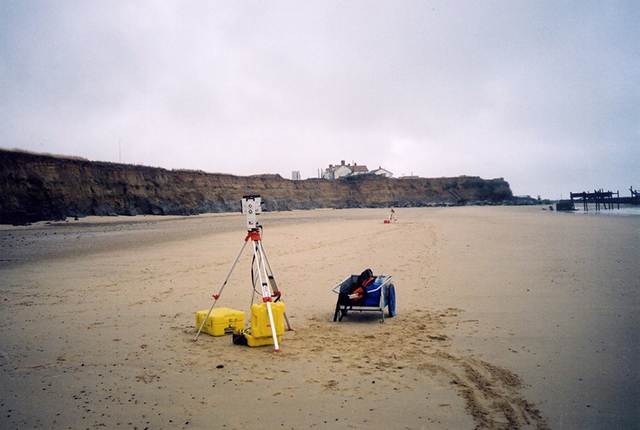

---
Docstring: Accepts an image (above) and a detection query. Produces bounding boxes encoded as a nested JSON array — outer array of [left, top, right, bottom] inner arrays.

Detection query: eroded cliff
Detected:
[[0, 149, 513, 224]]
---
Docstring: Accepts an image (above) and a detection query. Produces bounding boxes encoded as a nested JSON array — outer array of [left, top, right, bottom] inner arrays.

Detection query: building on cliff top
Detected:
[[323, 160, 394, 179], [369, 167, 393, 178], [323, 161, 353, 179], [399, 172, 420, 179]]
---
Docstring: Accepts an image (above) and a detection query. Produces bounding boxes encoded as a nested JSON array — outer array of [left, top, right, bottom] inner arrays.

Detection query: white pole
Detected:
[[252, 241, 280, 352]]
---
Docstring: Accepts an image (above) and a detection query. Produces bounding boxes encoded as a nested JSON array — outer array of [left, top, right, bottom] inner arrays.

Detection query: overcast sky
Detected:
[[1, 1, 637, 198]]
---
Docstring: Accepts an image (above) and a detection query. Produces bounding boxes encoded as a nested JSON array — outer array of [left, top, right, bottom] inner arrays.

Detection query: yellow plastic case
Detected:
[[195, 307, 245, 337], [245, 302, 285, 347], [245, 332, 282, 347]]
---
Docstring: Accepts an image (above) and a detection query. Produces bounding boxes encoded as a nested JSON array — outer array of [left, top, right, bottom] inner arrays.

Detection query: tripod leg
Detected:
[[252, 241, 271, 300], [257, 241, 292, 331], [252, 240, 281, 352], [250, 263, 257, 310], [193, 239, 248, 342]]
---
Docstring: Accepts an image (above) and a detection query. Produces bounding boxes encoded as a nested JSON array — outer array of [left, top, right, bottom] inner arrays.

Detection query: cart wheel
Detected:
[[387, 284, 396, 317]]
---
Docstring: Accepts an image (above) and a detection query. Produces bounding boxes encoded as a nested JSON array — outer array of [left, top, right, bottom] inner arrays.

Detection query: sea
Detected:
[[572, 205, 640, 217]]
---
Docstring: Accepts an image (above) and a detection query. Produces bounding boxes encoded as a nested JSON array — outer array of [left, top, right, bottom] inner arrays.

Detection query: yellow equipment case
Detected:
[[244, 302, 285, 347], [195, 307, 245, 337]]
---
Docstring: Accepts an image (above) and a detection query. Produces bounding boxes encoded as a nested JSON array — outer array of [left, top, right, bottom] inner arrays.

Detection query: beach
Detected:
[[1, 206, 638, 429]]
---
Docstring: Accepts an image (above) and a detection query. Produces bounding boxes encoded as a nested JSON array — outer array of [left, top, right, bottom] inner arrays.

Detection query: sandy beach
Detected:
[[1, 206, 638, 429]]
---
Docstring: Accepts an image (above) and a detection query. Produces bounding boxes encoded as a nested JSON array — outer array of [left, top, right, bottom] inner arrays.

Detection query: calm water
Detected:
[[573, 205, 640, 216]]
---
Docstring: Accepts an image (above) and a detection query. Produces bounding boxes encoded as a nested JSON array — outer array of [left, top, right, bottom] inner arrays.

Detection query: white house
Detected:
[[369, 167, 393, 178], [351, 163, 369, 175], [323, 163, 352, 179], [323, 160, 370, 179]]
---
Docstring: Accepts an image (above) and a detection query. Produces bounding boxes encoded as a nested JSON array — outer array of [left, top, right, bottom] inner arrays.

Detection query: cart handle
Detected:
[[331, 275, 392, 294], [331, 276, 353, 294]]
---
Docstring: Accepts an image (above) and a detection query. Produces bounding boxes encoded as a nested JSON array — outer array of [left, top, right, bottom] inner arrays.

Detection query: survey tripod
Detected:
[[193, 195, 291, 352]]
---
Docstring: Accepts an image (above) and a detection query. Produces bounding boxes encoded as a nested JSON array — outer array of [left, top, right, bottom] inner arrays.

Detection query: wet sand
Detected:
[[1, 206, 638, 429]]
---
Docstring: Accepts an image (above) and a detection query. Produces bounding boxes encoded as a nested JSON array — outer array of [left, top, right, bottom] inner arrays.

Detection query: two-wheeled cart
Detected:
[[332, 273, 396, 322]]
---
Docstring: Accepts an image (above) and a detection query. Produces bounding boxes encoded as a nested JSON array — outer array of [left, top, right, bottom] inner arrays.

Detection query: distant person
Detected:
[[388, 208, 397, 222]]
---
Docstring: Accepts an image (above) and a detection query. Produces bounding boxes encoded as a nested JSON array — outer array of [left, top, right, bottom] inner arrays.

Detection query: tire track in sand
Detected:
[[287, 308, 549, 430]]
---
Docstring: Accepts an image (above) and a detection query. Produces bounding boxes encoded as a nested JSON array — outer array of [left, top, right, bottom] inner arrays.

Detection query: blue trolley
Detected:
[[332, 273, 396, 322]]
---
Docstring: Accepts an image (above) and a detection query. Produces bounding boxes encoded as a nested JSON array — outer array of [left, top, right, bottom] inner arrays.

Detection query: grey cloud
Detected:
[[0, 1, 637, 198]]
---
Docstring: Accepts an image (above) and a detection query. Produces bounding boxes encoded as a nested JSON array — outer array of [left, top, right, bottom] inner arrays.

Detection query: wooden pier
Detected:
[[567, 186, 639, 211]]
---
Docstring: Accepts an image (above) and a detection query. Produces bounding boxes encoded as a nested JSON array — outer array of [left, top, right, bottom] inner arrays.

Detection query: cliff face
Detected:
[[0, 149, 513, 224]]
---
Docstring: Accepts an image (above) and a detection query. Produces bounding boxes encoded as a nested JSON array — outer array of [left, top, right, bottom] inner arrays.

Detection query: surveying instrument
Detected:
[[193, 195, 291, 352]]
